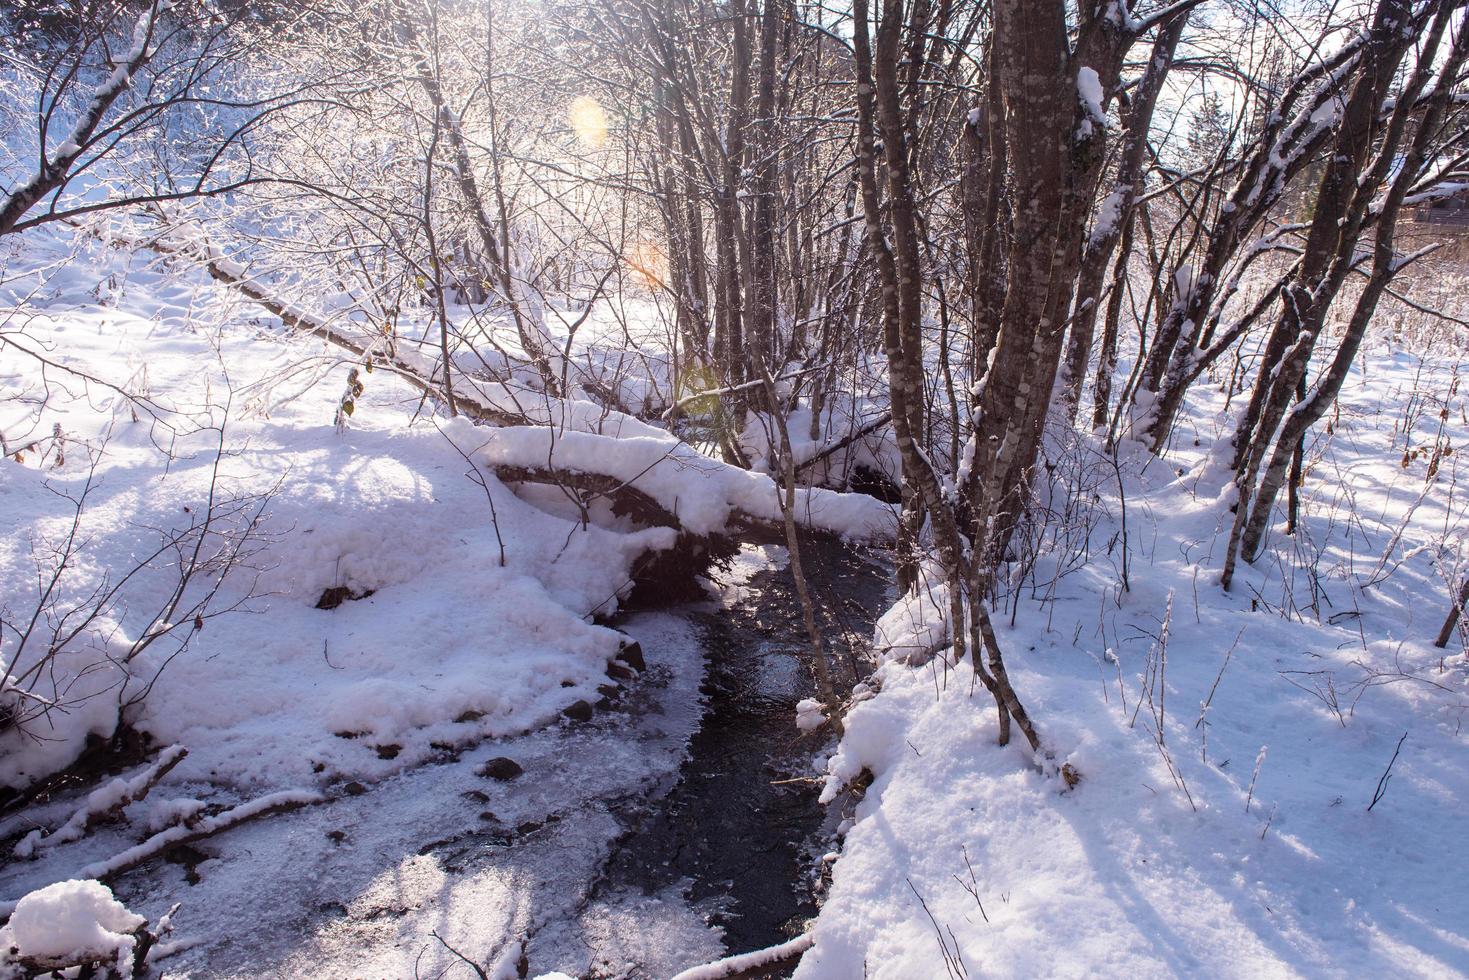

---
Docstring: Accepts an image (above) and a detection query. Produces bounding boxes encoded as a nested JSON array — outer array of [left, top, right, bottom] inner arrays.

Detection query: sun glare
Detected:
[[569, 95, 608, 149]]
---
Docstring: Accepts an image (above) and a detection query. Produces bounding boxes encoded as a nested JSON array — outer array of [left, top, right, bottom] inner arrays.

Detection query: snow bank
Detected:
[[871, 563, 951, 662], [0, 230, 684, 793]]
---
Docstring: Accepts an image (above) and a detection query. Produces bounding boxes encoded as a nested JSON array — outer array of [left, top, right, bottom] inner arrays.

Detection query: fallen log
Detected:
[[482, 462, 739, 605], [103, 221, 526, 427], [460, 424, 898, 544], [489, 465, 680, 529]]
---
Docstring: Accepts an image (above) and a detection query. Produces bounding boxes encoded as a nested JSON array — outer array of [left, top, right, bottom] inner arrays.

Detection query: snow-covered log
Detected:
[[453, 422, 898, 544], [668, 933, 814, 980]]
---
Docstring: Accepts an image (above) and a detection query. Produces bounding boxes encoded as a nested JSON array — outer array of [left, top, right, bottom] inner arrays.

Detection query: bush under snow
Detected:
[[1, 879, 145, 976]]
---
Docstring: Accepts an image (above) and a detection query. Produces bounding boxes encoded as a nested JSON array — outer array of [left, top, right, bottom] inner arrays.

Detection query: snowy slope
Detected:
[[799, 345, 1469, 977], [0, 229, 670, 797]]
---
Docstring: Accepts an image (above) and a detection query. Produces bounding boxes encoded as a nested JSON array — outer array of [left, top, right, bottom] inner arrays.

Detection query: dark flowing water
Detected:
[[598, 534, 893, 959]]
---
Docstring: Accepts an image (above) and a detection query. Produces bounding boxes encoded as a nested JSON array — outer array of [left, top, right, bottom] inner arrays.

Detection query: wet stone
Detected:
[[616, 641, 646, 672], [562, 699, 594, 723], [477, 757, 524, 781]]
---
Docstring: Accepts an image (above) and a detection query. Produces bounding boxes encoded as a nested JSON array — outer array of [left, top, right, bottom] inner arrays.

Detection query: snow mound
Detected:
[[2, 879, 144, 973], [795, 697, 827, 732]]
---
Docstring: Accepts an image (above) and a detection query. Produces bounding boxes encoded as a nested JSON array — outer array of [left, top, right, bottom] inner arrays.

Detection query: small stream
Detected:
[[7, 536, 892, 979], [594, 536, 893, 959]]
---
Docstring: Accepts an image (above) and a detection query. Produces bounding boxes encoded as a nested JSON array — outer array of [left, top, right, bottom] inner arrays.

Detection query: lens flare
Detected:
[[623, 237, 668, 290], [569, 95, 607, 149]]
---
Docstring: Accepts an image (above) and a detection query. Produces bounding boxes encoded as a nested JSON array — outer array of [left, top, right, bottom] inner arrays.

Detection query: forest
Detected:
[[1, 0, 1468, 976]]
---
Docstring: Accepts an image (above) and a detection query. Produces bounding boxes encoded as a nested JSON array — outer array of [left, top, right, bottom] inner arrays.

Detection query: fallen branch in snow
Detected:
[[0, 790, 324, 920], [13, 745, 188, 859], [793, 411, 892, 474], [187, 251, 524, 428], [667, 933, 815, 980], [96, 221, 527, 428]]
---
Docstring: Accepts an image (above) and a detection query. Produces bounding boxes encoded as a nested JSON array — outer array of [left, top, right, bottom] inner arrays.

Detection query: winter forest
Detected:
[[2, 0, 1469, 975]]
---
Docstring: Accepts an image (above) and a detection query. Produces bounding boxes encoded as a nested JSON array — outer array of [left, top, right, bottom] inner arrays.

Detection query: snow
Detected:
[[1090, 186, 1127, 245], [2, 879, 144, 972], [0, 230, 709, 797], [1076, 66, 1107, 139], [795, 697, 827, 732], [870, 566, 950, 663], [797, 338, 1469, 977], [1077, 68, 1104, 116]]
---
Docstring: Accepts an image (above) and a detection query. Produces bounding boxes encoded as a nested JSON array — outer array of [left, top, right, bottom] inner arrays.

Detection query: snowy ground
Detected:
[[799, 342, 1469, 977], [0, 232, 684, 796]]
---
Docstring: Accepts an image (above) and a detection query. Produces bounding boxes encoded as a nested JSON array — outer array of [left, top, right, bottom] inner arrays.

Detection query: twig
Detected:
[[907, 878, 967, 980], [1367, 731, 1408, 812], [430, 931, 489, 980], [954, 844, 989, 924], [1245, 745, 1267, 814]]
